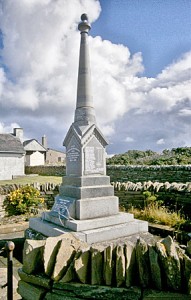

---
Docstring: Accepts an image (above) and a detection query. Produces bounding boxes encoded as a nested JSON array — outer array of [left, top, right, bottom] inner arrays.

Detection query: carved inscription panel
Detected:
[[67, 145, 80, 162], [66, 136, 81, 176], [84, 137, 105, 175]]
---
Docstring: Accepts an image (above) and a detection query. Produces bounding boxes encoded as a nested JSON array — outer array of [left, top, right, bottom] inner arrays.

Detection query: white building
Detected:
[[23, 139, 47, 166], [0, 131, 25, 180]]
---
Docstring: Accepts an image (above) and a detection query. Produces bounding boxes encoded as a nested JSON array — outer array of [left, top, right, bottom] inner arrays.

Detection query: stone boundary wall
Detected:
[[0, 195, 6, 219], [1, 181, 191, 218], [17, 233, 191, 299], [25, 165, 191, 183], [113, 181, 191, 217]]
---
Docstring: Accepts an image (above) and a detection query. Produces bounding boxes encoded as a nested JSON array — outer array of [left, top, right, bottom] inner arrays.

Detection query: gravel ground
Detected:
[[0, 213, 38, 226]]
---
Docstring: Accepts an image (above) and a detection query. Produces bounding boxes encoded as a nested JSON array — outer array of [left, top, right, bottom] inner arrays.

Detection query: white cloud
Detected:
[[0, 0, 190, 153], [0, 0, 101, 113], [125, 136, 134, 143], [157, 52, 191, 84], [156, 138, 165, 145], [178, 109, 191, 116], [100, 124, 115, 138], [0, 122, 21, 133]]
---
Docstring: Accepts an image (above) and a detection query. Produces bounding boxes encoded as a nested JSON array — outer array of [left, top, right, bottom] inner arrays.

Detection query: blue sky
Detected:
[[0, 0, 191, 154], [92, 0, 191, 77]]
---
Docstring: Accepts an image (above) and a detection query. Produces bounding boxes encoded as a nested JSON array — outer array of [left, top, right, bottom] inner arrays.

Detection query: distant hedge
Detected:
[[25, 165, 66, 176], [107, 165, 191, 183], [25, 165, 191, 183]]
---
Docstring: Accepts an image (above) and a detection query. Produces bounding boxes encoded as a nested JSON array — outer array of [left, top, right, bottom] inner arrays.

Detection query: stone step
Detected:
[[44, 212, 134, 231], [59, 184, 114, 199], [79, 219, 148, 244], [29, 217, 148, 244], [62, 175, 111, 187]]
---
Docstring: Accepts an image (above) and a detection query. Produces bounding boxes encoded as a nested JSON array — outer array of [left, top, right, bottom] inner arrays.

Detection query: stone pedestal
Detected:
[[29, 216, 148, 244], [29, 169, 148, 243]]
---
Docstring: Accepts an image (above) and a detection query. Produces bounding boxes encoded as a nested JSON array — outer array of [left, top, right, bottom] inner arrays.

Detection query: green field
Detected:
[[0, 176, 62, 186]]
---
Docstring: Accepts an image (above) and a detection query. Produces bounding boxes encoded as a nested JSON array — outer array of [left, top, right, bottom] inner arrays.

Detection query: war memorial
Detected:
[[16, 15, 191, 299], [29, 13, 148, 243]]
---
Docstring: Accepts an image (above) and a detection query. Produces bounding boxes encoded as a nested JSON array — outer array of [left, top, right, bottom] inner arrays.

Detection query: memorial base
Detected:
[[29, 213, 148, 244]]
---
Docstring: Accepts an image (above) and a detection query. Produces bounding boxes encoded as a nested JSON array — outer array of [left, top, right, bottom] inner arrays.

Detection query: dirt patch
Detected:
[[0, 213, 38, 226]]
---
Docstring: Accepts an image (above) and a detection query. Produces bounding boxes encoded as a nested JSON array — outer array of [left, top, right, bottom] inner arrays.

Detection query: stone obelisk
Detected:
[[29, 14, 148, 243]]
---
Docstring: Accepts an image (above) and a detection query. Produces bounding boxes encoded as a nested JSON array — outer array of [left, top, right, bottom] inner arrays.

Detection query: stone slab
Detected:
[[0, 222, 29, 234], [17, 280, 47, 300], [143, 289, 191, 299], [0, 267, 20, 300], [38, 212, 133, 232], [65, 212, 134, 231], [59, 184, 114, 199], [29, 217, 72, 237], [18, 268, 52, 289], [62, 175, 110, 187], [52, 282, 141, 300], [29, 217, 148, 244], [76, 196, 119, 219], [80, 220, 148, 244]]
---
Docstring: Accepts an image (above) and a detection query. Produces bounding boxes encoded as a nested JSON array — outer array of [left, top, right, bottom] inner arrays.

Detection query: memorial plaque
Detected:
[[50, 197, 75, 220], [84, 138, 105, 175], [67, 145, 80, 162], [66, 136, 81, 176]]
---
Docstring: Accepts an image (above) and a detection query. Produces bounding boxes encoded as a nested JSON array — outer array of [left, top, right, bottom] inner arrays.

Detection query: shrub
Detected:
[[3, 186, 44, 216], [143, 190, 161, 208]]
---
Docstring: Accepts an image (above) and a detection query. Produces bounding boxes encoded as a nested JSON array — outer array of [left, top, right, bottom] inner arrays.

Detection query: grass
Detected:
[[127, 202, 186, 230], [0, 175, 62, 186]]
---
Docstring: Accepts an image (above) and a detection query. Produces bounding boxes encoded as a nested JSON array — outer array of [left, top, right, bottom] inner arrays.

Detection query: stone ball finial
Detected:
[[81, 13, 88, 21], [78, 13, 91, 33]]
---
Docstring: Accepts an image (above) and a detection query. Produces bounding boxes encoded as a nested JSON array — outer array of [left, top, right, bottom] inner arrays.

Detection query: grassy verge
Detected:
[[127, 202, 186, 230], [0, 176, 62, 186]]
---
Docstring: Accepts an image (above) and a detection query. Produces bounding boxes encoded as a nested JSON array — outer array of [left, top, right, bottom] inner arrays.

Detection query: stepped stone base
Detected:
[[43, 211, 134, 231], [29, 174, 148, 243], [29, 213, 148, 244]]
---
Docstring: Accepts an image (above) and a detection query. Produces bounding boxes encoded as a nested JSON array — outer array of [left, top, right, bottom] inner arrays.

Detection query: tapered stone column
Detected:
[[74, 13, 96, 125]]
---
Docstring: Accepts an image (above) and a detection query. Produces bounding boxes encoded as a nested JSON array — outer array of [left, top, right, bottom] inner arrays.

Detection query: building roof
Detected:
[[23, 139, 47, 152], [47, 148, 66, 155], [0, 134, 25, 153]]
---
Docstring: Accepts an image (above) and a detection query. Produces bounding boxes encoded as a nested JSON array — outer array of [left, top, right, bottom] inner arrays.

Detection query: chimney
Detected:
[[42, 135, 47, 149], [13, 128, 23, 142]]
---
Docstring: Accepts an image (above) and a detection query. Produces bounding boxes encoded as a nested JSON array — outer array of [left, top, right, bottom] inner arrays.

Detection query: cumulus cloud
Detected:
[[125, 136, 134, 143], [178, 108, 191, 116], [156, 138, 165, 145], [0, 122, 21, 133], [0, 0, 190, 153]]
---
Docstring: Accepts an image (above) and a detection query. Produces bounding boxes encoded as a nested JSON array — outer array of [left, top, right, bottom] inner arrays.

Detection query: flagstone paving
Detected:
[[0, 255, 22, 300]]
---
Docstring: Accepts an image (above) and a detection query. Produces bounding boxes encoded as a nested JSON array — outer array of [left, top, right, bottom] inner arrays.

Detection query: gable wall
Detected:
[[24, 140, 46, 151], [46, 149, 66, 165], [25, 151, 45, 166], [0, 153, 25, 180]]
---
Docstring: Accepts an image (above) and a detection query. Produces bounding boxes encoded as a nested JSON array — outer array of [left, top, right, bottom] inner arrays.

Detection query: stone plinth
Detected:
[[29, 216, 148, 244]]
